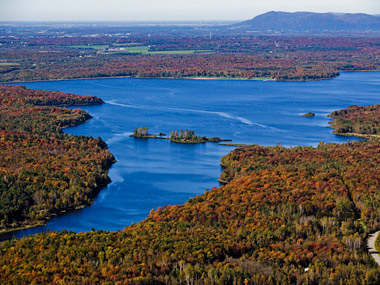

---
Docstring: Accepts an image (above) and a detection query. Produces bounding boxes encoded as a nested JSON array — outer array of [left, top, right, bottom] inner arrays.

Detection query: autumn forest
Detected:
[[0, 85, 115, 231], [1, 21, 380, 284], [0, 26, 379, 82], [2, 93, 380, 282]]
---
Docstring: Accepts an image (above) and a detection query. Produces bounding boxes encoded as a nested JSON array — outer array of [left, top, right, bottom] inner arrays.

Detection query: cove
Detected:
[[2, 71, 379, 240]]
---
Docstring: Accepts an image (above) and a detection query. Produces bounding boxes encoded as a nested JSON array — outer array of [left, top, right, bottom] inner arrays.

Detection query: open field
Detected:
[[0, 29, 379, 82], [0, 63, 20, 66], [108, 45, 213, 55], [69, 45, 109, 49]]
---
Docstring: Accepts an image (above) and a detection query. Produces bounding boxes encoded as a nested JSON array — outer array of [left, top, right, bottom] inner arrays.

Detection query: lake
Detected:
[[3, 71, 380, 240]]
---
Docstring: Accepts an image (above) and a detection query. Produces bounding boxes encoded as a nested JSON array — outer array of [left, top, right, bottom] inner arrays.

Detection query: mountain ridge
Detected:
[[232, 11, 380, 33]]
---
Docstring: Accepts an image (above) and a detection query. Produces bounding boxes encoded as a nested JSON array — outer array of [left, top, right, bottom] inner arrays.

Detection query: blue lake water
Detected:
[[3, 71, 380, 240]]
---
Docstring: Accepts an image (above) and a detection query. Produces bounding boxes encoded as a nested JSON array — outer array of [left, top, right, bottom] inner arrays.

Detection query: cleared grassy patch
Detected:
[[114, 45, 213, 55], [151, 49, 212, 55], [70, 44, 213, 55], [69, 45, 109, 50], [124, 46, 150, 54], [0, 62, 20, 66]]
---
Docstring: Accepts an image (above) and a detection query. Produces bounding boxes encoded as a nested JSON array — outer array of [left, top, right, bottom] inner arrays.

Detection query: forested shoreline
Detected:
[[1, 34, 379, 83], [0, 85, 115, 232], [2, 97, 380, 283]]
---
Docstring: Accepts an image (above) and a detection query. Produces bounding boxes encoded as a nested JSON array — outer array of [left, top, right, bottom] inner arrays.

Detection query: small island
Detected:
[[130, 127, 232, 144], [301, 112, 315, 117]]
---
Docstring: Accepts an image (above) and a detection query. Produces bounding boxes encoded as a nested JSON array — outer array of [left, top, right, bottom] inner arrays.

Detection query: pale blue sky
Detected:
[[0, 0, 379, 21]]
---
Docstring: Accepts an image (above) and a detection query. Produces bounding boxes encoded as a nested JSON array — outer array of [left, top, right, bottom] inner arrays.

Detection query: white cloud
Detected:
[[0, 0, 379, 21]]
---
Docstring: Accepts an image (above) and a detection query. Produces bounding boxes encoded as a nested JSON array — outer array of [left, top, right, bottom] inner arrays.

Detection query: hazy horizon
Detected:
[[0, 0, 379, 22]]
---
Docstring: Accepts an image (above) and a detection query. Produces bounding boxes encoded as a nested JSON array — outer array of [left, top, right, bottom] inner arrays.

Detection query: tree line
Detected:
[[0, 85, 114, 231], [2, 115, 380, 282]]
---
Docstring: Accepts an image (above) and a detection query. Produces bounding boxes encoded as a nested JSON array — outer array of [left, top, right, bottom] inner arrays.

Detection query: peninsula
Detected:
[[2, 101, 380, 283], [0, 85, 115, 233], [1, 15, 380, 284]]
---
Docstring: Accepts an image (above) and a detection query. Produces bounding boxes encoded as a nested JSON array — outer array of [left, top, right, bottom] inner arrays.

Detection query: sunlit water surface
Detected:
[[2, 72, 379, 240]]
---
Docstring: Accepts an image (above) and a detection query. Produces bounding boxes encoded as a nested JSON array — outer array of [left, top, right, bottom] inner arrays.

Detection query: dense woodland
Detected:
[[2, 104, 380, 283], [131, 127, 229, 143], [0, 33, 379, 82], [0, 85, 115, 231], [1, 25, 380, 283], [329, 105, 380, 136]]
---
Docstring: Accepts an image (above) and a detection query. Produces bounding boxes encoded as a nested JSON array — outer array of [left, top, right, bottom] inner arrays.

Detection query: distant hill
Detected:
[[232, 11, 380, 33]]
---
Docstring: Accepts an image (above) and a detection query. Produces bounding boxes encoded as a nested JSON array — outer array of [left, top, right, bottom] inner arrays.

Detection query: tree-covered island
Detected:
[[301, 112, 315, 117], [3, 91, 380, 283], [130, 127, 232, 144]]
